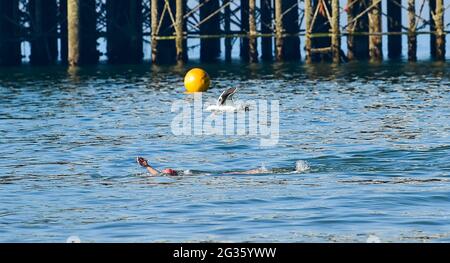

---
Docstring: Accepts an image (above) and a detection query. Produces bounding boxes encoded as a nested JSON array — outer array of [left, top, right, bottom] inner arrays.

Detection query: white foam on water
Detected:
[[295, 160, 310, 173], [206, 105, 238, 112], [183, 169, 192, 175], [259, 162, 269, 173], [366, 234, 381, 243], [205, 101, 251, 112]]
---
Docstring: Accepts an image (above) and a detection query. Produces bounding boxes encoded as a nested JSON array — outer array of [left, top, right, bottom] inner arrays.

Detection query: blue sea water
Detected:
[[0, 62, 449, 242]]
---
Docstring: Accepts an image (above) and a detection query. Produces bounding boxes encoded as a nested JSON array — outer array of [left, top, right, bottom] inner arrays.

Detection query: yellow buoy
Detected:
[[184, 68, 210, 92]]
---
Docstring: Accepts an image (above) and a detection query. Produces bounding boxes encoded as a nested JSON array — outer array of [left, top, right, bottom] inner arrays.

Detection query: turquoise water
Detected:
[[0, 62, 449, 242]]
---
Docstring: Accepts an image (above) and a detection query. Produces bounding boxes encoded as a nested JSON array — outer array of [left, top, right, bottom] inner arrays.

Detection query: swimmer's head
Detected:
[[162, 168, 178, 176]]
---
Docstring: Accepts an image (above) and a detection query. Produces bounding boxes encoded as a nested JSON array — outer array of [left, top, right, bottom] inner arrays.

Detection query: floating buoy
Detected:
[[184, 68, 210, 92]]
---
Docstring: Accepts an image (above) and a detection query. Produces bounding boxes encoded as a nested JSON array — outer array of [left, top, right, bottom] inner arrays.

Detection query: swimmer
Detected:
[[137, 157, 178, 176], [137, 156, 261, 176], [136, 156, 308, 176]]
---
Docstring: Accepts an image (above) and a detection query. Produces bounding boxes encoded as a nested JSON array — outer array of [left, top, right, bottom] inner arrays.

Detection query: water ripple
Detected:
[[0, 62, 449, 242]]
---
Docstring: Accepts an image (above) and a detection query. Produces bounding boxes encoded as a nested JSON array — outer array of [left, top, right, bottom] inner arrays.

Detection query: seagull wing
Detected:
[[217, 87, 237, 106]]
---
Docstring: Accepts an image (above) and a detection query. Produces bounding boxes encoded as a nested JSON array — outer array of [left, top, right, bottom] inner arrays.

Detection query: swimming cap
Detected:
[[162, 168, 178, 176]]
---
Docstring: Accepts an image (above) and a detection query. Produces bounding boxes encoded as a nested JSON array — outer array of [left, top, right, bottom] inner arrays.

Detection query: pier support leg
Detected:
[[151, 0, 158, 63], [305, 0, 312, 63], [224, 0, 232, 61], [0, 0, 21, 66], [175, 0, 186, 63], [347, 0, 369, 60], [387, 0, 402, 59], [200, 0, 220, 62], [369, 0, 382, 62], [131, 0, 144, 62], [311, 0, 331, 62], [347, 0, 355, 61], [407, 0, 416, 61], [107, 0, 143, 64], [67, 0, 81, 66], [434, 0, 445, 60], [28, 0, 58, 65], [249, 0, 258, 62], [151, 0, 176, 64], [282, 0, 300, 61], [67, 0, 98, 66], [240, 0, 249, 61], [274, 0, 283, 61], [260, 0, 272, 61], [331, 0, 340, 63], [429, 0, 436, 58], [29, 0, 58, 65], [60, 0, 68, 63]]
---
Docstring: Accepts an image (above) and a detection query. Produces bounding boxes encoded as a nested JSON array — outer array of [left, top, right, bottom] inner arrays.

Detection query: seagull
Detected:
[[206, 87, 248, 111], [217, 87, 237, 106]]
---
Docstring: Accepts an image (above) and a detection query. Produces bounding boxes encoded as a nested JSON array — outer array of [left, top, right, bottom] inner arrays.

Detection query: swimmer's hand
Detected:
[[137, 157, 160, 176], [136, 157, 149, 167]]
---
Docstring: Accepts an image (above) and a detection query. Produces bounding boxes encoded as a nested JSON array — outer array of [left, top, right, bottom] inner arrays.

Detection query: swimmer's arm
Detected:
[[137, 157, 160, 175], [145, 164, 160, 176]]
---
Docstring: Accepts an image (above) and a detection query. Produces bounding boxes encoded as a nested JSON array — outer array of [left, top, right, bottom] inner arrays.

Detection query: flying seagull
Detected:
[[206, 87, 249, 112], [217, 87, 237, 106]]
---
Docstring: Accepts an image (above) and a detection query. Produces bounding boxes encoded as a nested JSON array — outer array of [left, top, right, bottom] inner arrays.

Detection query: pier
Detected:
[[0, 0, 448, 66]]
